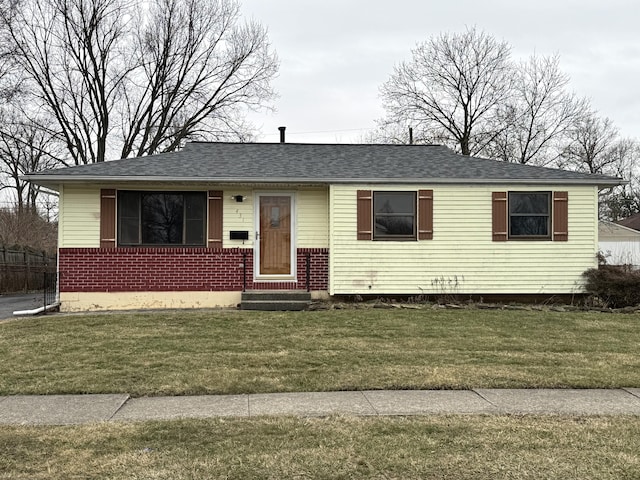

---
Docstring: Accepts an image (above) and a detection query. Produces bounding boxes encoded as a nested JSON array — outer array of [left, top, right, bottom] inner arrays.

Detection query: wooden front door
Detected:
[[259, 195, 292, 275]]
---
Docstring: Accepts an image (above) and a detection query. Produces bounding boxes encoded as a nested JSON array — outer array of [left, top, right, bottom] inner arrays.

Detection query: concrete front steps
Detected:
[[240, 291, 312, 311]]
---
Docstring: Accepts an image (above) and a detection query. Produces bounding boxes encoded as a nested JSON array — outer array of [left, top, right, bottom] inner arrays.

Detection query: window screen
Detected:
[[373, 191, 416, 239], [509, 192, 550, 238]]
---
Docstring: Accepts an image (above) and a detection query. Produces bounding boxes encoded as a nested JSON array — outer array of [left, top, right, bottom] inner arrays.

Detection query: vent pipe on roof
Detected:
[[278, 126, 286, 143], [409, 127, 413, 145]]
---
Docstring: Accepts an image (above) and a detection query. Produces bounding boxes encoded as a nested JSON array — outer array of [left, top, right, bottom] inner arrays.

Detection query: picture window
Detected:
[[117, 191, 206, 246]]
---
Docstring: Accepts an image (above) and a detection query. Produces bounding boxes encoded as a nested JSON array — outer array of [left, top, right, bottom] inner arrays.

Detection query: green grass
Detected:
[[1, 415, 639, 479], [2, 309, 640, 478], [1, 308, 639, 395]]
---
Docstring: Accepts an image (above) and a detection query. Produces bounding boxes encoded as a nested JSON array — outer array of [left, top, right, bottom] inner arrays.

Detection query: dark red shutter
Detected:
[[100, 189, 116, 249], [357, 190, 372, 240], [553, 191, 568, 241], [418, 189, 433, 240], [492, 192, 508, 241], [208, 190, 223, 248]]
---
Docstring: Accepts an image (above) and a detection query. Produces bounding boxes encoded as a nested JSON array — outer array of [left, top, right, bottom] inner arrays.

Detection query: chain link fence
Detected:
[[0, 247, 57, 293]]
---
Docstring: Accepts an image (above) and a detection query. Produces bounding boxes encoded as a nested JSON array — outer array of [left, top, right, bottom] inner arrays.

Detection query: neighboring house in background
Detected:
[[616, 212, 640, 232], [24, 141, 622, 312], [598, 220, 640, 267]]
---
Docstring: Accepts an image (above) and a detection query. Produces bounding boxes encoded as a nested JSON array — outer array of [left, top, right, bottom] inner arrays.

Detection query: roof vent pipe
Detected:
[[278, 126, 286, 143]]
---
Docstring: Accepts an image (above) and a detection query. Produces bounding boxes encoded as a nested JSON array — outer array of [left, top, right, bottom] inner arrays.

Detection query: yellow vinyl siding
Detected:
[[296, 187, 329, 248], [223, 188, 254, 248], [59, 185, 101, 248], [330, 184, 598, 295], [225, 187, 328, 248], [59, 184, 329, 249]]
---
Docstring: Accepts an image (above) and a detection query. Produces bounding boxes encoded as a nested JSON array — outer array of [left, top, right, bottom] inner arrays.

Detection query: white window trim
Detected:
[[253, 191, 297, 281]]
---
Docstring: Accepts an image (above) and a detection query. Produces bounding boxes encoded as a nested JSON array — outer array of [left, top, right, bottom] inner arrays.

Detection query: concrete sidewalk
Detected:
[[1, 389, 640, 425]]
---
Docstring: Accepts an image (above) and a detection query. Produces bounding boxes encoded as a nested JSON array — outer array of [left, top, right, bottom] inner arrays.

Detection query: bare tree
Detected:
[[599, 139, 640, 220], [380, 27, 513, 156], [484, 54, 587, 166], [591, 137, 640, 220], [559, 113, 621, 174], [0, 108, 60, 211], [0, 206, 57, 252], [1, 0, 278, 165], [2, 0, 130, 165], [119, 0, 276, 158], [0, 0, 22, 101], [557, 112, 640, 220], [360, 123, 418, 145]]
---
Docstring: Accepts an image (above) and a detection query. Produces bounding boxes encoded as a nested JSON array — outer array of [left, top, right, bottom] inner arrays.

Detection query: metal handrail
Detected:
[[43, 271, 58, 312]]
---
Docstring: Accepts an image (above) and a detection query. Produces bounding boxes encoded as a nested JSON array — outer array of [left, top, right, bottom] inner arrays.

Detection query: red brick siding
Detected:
[[59, 247, 328, 292], [295, 248, 329, 291]]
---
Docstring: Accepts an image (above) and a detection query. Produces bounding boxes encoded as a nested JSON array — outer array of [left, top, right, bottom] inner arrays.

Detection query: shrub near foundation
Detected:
[[583, 265, 640, 307]]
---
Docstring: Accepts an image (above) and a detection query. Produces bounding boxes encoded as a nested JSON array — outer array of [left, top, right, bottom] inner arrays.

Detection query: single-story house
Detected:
[[598, 220, 640, 267], [24, 140, 622, 311]]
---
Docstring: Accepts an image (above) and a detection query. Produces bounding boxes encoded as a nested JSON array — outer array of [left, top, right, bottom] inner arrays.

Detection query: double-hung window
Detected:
[[117, 191, 206, 246], [357, 189, 433, 241], [492, 191, 568, 242], [508, 192, 551, 239], [373, 191, 417, 240]]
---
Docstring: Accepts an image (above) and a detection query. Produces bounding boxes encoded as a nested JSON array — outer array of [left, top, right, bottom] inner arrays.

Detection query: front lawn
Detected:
[[1, 415, 639, 479], [1, 308, 639, 395]]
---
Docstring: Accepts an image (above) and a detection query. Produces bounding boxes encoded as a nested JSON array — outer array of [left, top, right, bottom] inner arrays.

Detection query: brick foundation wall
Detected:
[[59, 247, 329, 292]]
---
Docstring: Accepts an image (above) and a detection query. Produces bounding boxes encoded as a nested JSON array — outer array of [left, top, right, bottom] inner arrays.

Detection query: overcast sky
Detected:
[[240, 0, 640, 144]]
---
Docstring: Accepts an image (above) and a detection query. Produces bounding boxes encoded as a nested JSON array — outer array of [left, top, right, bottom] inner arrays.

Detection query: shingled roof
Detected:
[[615, 212, 640, 231], [24, 142, 623, 188]]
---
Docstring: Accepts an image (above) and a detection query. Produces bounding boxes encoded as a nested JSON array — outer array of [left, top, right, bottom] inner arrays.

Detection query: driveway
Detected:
[[0, 293, 44, 320]]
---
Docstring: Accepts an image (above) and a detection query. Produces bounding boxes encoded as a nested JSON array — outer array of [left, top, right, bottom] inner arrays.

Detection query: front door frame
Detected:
[[254, 191, 297, 281]]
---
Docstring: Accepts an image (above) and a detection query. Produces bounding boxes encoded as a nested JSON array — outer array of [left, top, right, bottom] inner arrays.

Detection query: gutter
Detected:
[[21, 175, 625, 188]]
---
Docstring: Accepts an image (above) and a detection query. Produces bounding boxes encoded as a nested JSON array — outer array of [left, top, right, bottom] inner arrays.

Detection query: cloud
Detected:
[[242, 0, 640, 142]]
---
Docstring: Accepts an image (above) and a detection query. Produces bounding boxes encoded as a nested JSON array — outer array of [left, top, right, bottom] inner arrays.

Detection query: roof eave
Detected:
[[22, 174, 624, 188]]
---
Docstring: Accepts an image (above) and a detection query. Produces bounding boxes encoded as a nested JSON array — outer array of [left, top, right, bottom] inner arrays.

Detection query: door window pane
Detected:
[[270, 206, 281, 228]]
